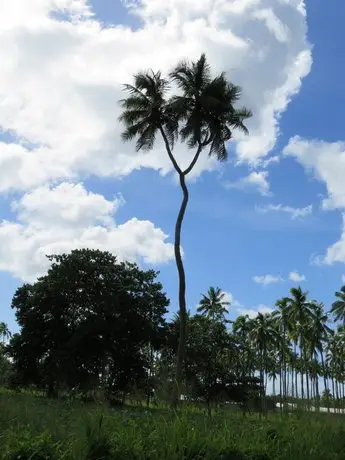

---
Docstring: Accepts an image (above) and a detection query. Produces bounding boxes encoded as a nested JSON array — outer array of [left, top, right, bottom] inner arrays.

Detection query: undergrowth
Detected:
[[1, 392, 345, 460]]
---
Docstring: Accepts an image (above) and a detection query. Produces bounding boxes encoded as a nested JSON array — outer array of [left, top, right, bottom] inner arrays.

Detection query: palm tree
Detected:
[[273, 298, 291, 409], [120, 54, 252, 406], [331, 285, 345, 325], [247, 313, 280, 412], [307, 302, 332, 410], [232, 314, 253, 381], [0, 322, 11, 344], [285, 287, 315, 405], [197, 287, 230, 322]]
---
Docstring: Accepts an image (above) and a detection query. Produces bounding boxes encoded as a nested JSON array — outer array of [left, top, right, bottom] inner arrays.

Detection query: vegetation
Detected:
[[6, 249, 169, 400], [2, 52, 345, 458], [120, 54, 252, 405], [2, 249, 345, 412], [2, 254, 345, 459], [3, 391, 345, 460]]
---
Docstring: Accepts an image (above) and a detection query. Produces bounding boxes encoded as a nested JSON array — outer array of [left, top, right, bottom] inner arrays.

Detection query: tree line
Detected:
[[1, 249, 345, 413]]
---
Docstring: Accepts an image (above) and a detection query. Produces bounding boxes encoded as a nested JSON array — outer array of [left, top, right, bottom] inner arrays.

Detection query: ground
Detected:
[[1, 390, 345, 460]]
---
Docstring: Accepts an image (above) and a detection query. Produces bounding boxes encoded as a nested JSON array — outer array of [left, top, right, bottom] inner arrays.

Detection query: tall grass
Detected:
[[1, 391, 345, 460]]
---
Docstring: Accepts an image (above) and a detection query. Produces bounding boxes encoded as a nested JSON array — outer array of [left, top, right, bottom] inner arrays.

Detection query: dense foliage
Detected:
[[2, 250, 345, 413], [7, 249, 169, 399]]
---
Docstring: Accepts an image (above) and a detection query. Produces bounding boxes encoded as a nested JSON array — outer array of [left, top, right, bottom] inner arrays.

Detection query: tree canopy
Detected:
[[8, 249, 169, 397]]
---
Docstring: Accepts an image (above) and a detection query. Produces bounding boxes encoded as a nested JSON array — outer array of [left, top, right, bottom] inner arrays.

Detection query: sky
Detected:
[[1, 0, 345, 332]]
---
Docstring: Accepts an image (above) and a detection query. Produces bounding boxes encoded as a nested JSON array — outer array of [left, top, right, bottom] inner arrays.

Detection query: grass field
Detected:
[[1, 391, 345, 460]]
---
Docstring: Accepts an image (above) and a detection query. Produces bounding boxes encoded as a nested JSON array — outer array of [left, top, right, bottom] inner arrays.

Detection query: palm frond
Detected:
[[193, 53, 211, 91], [119, 69, 174, 152]]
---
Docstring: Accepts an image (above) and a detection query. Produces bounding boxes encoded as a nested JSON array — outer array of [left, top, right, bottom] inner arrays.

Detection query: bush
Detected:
[[5, 432, 57, 460]]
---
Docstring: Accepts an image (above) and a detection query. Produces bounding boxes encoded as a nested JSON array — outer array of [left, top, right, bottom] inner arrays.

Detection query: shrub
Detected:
[[5, 432, 57, 460]]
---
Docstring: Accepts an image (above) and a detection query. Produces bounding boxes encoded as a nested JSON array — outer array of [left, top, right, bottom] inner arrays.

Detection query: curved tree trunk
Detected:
[[171, 172, 189, 408]]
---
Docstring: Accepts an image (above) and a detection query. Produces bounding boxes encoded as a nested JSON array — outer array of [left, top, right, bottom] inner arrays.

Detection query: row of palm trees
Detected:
[[199, 285, 345, 411]]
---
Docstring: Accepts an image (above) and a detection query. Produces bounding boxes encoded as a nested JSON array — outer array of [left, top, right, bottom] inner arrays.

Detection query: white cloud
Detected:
[[341, 274, 345, 284], [320, 214, 345, 265], [0, 182, 174, 281], [222, 290, 274, 318], [288, 271, 306, 282], [284, 138, 345, 211], [238, 304, 274, 319], [261, 155, 280, 168], [0, 0, 311, 192], [224, 171, 271, 196], [221, 291, 242, 309], [253, 274, 284, 285], [256, 203, 312, 219], [284, 138, 345, 264]]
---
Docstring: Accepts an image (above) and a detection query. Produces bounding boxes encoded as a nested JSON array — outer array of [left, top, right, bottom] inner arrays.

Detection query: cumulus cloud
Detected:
[[0, 182, 174, 281], [0, 0, 311, 192], [253, 274, 284, 285], [239, 305, 274, 319], [221, 291, 242, 309], [284, 137, 345, 264], [256, 203, 312, 219], [221, 290, 274, 318], [288, 271, 306, 282], [224, 171, 271, 196], [284, 138, 345, 211]]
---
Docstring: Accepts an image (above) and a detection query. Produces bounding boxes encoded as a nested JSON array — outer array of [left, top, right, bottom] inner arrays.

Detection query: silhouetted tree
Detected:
[[9, 249, 169, 398]]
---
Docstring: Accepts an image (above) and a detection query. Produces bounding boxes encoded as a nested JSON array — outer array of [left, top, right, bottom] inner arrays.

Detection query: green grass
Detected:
[[1, 391, 345, 460]]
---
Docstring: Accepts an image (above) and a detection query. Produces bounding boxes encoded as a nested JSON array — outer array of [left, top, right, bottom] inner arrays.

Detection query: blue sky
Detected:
[[1, 0, 345, 332]]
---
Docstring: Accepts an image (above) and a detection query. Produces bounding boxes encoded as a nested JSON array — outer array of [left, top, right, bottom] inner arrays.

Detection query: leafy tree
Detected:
[[8, 249, 169, 398], [0, 341, 12, 388], [160, 312, 263, 413], [120, 53, 252, 406], [197, 287, 230, 322]]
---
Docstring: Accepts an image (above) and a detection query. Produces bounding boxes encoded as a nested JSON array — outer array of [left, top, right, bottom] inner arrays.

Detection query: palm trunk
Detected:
[[279, 363, 283, 414], [291, 363, 295, 403], [332, 377, 335, 410], [305, 353, 310, 410], [294, 343, 298, 404], [171, 172, 189, 408], [300, 338, 305, 406], [273, 377, 276, 397], [315, 373, 320, 411], [320, 350, 330, 413], [335, 379, 340, 413], [160, 129, 202, 409]]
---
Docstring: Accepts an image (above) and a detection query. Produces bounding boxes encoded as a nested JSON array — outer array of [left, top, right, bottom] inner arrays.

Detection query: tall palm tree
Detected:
[[273, 298, 291, 408], [285, 287, 315, 404], [331, 285, 345, 325], [120, 54, 252, 406], [197, 287, 230, 322], [307, 302, 332, 410], [232, 314, 253, 382], [247, 313, 280, 412]]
